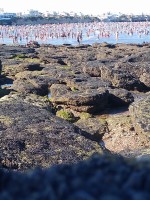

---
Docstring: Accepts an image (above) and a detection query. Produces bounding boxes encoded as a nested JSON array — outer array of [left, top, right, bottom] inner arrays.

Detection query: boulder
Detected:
[[12, 71, 59, 95], [0, 98, 102, 170], [108, 88, 134, 107], [50, 84, 109, 114]]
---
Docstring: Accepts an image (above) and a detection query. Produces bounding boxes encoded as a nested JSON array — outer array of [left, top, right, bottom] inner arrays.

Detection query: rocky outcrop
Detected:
[[50, 84, 109, 113], [0, 43, 150, 170], [129, 95, 150, 137], [0, 97, 102, 171], [108, 88, 134, 107], [12, 71, 59, 95]]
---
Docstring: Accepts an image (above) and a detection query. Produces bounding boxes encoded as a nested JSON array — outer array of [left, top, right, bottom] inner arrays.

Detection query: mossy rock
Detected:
[[80, 112, 92, 120], [16, 54, 27, 59], [71, 86, 78, 92], [56, 109, 76, 122], [23, 58, 40, 63], [63, 65, 71, 69], [0, 115, 13, 127]]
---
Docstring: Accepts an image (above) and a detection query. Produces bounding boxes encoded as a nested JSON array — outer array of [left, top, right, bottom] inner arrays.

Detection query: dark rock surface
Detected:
[[50, 84, 109, 113], [108, 88, 134, 107], [0, 154, 150, 200], [0, 97, 102, 171], [0, 60, 2, 75]]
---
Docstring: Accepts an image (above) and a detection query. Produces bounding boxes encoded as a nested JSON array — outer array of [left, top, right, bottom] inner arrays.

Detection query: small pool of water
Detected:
[[1, 83, 13, 89], [48, 92, 51, 98]]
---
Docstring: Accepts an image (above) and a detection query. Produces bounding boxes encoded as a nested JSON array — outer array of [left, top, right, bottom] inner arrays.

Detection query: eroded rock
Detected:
[[0, 98, 102, 170]]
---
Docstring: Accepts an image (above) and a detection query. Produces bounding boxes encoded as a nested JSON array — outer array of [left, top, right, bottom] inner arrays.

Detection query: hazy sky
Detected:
[[0, 0, 149, 15]]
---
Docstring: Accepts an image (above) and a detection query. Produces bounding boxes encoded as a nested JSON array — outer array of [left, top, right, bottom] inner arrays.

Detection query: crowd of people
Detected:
[[0, 21, 150, 45]]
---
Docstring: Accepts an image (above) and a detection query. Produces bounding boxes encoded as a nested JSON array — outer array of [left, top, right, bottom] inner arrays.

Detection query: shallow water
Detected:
[[48, 92, 51, 99], [0, 33, 149, 46], [0, 83, 13, 89], [0, 22, 150, 46]]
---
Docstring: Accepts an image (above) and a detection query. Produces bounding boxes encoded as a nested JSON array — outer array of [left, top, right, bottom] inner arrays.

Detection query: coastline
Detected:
[[0, 41, 150, 198]]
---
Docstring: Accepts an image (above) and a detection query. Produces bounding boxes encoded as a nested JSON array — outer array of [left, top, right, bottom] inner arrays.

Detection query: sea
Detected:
[[0, 22, 150, 46]]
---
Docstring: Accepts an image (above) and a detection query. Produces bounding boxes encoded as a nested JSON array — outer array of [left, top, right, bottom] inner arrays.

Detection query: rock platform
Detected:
[[0, 43, 149, 171]]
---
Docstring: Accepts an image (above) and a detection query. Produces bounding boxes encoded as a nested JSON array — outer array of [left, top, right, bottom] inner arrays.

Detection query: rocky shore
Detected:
[[0, 42, 150, 198]]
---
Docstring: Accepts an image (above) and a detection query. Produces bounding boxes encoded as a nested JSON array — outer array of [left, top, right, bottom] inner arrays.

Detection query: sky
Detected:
[[0, 0, 149, 15]]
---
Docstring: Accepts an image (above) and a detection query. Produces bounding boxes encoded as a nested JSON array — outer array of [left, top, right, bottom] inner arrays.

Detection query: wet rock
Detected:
[[83, 60, 148, 91], [19, 63, 43, 71], [50, 84, 71, 97], [26, 41, 40, 48]]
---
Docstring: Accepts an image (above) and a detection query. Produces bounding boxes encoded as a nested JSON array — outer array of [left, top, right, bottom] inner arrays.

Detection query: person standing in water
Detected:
[[115, 31, 119, 41], [77, 33, 81, 45]]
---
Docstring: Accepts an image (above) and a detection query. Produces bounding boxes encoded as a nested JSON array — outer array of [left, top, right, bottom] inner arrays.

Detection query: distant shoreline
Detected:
[[1, 13, 150, 26]]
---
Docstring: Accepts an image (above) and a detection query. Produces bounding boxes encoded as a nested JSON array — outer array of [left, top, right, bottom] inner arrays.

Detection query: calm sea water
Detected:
[[0, 22, 150, 45], [0, 33, 149, 45]]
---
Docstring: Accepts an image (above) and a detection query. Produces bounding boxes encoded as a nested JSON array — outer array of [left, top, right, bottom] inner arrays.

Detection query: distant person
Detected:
[[77, 33, 81, 45], [115, 31, 119, 41]]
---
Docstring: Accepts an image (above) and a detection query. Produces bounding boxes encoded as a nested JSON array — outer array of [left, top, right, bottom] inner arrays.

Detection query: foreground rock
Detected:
[[0, 154, 150, 200], [0, 96, 102, 171]]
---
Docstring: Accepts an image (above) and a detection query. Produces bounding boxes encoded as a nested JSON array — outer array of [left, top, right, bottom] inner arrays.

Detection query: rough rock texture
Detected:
[[129, 95, 150, 137], [0, 154, 150, 200], [12, 71, 59, 96], [101, 107, 150, 157], [0, 97, 102, 171], [50, 84, 109, 113], [0, 43, 150, 171], [75, 117, 108, 141]]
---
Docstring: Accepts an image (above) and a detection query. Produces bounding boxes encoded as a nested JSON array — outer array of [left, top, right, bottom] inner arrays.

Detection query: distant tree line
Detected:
[[1, 14, 150, 25]]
